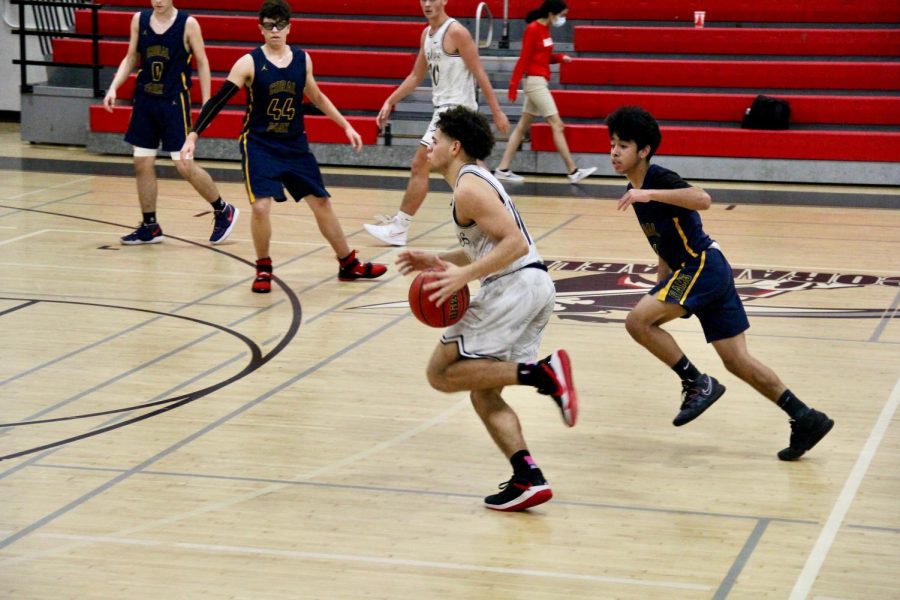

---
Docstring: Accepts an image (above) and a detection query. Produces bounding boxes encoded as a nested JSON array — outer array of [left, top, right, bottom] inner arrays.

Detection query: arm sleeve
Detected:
[[191, 80, 239, 135], [508, 23, 538, 95], [549, 52, 565, 64]]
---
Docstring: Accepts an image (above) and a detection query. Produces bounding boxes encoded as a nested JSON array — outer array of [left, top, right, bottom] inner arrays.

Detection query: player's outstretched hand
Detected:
[[396, 250, 442, 275], [180, 133, 198, 162], [102, 90, 116, 113], [376, 101, 393, 131], [617, 188, 652, 210], [345, 126, 363, 152]]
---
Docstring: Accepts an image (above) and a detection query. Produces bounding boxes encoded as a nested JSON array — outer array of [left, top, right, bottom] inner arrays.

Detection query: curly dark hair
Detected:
[[259, 0, 290, 23], [606, 106, 662, 159], [435, 106, 495, 161]]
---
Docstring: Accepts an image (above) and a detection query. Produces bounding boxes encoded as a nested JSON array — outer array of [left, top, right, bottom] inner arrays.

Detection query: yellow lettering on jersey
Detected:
[[268, 80, 297, 96], [145, 45, 171, 59]]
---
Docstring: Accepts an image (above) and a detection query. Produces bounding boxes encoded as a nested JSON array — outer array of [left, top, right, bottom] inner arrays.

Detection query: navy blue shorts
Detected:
[[240, 135, 329, 203], [650, 247, 750, 342], [124, 91, 192, 152]]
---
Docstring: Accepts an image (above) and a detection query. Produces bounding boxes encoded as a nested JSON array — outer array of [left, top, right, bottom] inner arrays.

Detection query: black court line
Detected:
[[0, 300, 37, 317], [0, 204, 304, 462], [1, 155, 897, 208]]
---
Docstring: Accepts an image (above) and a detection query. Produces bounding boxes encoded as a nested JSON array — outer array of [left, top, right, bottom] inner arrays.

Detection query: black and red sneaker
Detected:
[[338, 249, 387, 281], [484, 475, 553, 512], [252, 257, 272, 293]]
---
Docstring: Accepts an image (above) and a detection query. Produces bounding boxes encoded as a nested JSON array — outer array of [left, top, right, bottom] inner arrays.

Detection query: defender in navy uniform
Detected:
[[606, 106, 833, 461], [103, 0, 238, 245], [180, 0, 386, 291]]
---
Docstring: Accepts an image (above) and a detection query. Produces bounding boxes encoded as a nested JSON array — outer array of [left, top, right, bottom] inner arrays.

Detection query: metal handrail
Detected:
[[474, 1, 493, 49], [11, 0, 101, 96], [499, 0, 510, 49]]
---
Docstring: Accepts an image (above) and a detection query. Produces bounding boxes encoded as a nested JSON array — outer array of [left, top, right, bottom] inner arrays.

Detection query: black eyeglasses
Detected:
[[261, 20, 289, 31]]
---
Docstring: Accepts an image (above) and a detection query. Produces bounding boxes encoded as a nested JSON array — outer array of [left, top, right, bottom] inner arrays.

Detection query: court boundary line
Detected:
[[789, 376, 900, 600]]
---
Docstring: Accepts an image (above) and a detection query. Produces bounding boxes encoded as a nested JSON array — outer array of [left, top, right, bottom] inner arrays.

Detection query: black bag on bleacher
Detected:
[[741, 95, 791, 130]]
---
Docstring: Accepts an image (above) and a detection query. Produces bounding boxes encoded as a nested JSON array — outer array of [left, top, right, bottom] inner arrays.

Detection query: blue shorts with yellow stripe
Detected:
[[650, 246, 750, 342], [124, 91, 191, 152], [240, 135, 329, 203]]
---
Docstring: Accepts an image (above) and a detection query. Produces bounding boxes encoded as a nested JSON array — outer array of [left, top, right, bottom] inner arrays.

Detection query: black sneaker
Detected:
[[673, 374, 726, 426], [120, 222, 164, 245], [484, 475, 553, 512], [210, 203, 239, 244], [778, 409, 834, 461], [535, 349, 578, 427]]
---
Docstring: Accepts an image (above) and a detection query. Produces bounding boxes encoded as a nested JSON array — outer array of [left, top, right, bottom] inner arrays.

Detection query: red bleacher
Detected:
[[574, 26, 900, 56], [53, 39, 415, 79], [74, 10, 424, 48], [550, 90, 900, 127], [113, 74, 393, 111], [530, 125, 900, 162], [560, 58, 900, 91], [90, 105, 380, 145], [77, 0, 900, 160], [95, 0, 900, 23]]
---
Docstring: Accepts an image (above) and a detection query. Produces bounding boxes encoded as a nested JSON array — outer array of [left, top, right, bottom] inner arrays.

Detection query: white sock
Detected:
[[396, 211, 413, 226]]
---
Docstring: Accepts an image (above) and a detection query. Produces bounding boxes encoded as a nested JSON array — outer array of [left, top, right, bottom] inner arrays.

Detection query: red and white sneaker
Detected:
[[537, 349, 578, 427], [252, 257, 272, 293], [337, 249, 387, 281], [484, 476, 553, 512]]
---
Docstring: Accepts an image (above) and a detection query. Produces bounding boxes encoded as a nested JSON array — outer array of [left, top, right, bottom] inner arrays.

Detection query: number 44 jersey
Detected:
[[243, 46, 309, 151]]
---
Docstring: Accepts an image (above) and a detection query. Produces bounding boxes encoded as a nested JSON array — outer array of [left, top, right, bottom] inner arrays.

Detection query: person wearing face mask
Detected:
[[494, 0, 596, 184]]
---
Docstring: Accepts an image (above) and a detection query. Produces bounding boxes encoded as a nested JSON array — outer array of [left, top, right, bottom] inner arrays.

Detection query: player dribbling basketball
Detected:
[[396, 106, 577, 512]]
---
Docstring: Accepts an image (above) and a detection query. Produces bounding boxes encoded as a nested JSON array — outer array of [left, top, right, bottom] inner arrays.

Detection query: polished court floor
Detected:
[[0, 125, 898, 599]]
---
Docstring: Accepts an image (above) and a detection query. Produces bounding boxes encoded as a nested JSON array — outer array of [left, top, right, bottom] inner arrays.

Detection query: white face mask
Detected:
[[552, 15, 567, 27]]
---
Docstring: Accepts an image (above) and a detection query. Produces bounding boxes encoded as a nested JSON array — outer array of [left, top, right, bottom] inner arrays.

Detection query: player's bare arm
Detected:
[[377, 31, 429, 129], [617, 186, 712, 211], [185, 17, 211, 103], [304, 54, 363, 151], [180, 54, 254, 160], [448, 23, 509, 134], [424, 175, 526, 304], [103, 12, 141, 112]]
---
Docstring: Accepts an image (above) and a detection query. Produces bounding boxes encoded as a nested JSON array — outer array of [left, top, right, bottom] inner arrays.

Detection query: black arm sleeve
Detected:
[[191, 81, 240, 136]]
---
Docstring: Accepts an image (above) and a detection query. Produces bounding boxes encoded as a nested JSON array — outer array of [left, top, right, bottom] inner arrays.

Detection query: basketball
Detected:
[[408, 270, 470, 327]]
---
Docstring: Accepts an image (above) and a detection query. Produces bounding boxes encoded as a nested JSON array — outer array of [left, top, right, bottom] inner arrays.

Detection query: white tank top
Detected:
[[424, 18, 477, 109], [452, 164, 543, 283]]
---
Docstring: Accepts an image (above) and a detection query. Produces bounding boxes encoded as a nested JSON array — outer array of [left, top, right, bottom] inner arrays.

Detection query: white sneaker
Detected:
[[568, 167, 597, 184], [363, 214, 408, 246], [493, 169, 525, 182]]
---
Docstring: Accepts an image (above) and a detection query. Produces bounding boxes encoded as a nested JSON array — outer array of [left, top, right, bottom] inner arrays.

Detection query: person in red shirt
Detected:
[[494, 1, 596, 184]]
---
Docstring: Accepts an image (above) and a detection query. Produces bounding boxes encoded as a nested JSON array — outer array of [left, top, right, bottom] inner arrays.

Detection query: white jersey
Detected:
[[424, 18, 477, 109], [452, 164, 543, 283]]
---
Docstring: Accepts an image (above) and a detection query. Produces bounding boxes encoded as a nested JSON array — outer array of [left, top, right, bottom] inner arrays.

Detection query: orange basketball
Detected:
[[408, 270, 470, 327]]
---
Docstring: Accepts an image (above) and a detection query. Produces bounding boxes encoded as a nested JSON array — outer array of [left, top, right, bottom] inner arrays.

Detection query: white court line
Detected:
[[0, 229, 52, 247], [789, 376, 900, 600], [0, 530, 709, 591], [4, 175, 95, 200], [0, 228, 124, 247], [0, 398, 471, 568], [0, 261, 247, 281], [175, 542, 713, 591]]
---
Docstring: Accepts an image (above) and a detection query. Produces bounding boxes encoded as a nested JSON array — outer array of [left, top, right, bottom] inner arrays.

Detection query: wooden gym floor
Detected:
[[0, 124, 898, 599]]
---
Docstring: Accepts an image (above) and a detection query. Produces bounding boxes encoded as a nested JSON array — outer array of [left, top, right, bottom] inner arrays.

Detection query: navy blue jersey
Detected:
[[134, 9, 192, 99], [242, 46, 308, 151], [629, 164, 714, 271]]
